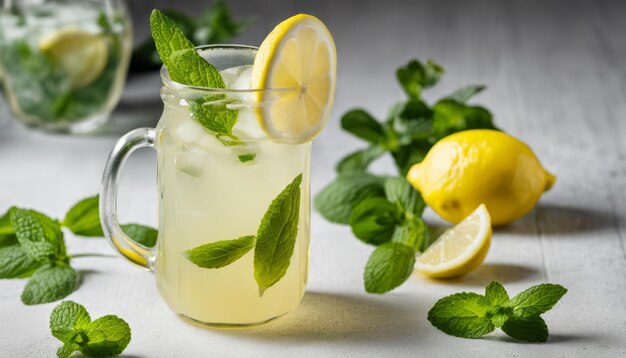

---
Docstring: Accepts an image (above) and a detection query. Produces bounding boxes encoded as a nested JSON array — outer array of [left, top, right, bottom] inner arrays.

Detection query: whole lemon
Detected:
[[406, 129, 555, 226]]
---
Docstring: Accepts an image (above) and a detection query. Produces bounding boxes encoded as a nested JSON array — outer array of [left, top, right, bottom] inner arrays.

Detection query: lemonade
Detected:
[[0, 0, 131, 132], [155, 47, 311, 325]]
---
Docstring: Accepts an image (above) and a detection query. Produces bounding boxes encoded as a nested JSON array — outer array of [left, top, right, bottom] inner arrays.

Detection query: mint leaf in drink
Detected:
[[445, 84, 486, 103], [63, 195, 103, 237], [254, 174, 302, 296], [509, 283, 568, 319], [238, 153, 256, 163], [427, 292, 496, 338], [21, 264, 78, 305], [121, 224, 158, 248], [428, 282, 567, 342], [10, 208, 63, 261], [485, 281, 510, 306], [336, 145, 385, 174], [341, 109, 385, 144], [349, 197, 400, 246], [314, 173, 386, 224], [396, 59, 443, 99], [150, 9, 237, 139], [186, 235, 255, 269], [0, 245, 41, 279], [391, 216, 428, 252], [384, 176, 425, 216], [363, 242, 415, 294], [501, 316, 549, 343], [50, 301, 131, 358]]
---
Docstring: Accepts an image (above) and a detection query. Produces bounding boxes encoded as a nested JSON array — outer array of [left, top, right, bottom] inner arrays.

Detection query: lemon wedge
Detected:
[[251, 14, 337, 144], [39, 28, 108, 89], [416, 204, 492, 278]]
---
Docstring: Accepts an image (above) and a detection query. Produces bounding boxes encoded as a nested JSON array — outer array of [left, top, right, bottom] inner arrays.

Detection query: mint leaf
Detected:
[[336, 145, 385, 174], [445, 85, 486, 103], [341, 109, 385, 144], [349, 197, 400, 246], [363, 242, 415, 294], [427, 292, 496, 338], [63, 195, 103, 237], [314, 174, 386, 224], [10, 208, 63, 261], [50, 301, 91, 342], [501, 316, 549, 342], [82, 315, 131, 357], [238, 153, 256, 163], [186, 235, 255, 269], [57, 343, 80, 358], [391, 216, 428, 252], [396, 59, 443, 99], [0, 207, 15, 237], [150, 9, 237, 139], [432, 99, 496, 140], [387, 99, 433, 142], [254, 174, 302, 296], [384, 176, 425, 216], [121, 224, 158, 248], [194, 0, 248, 44], [485, 281, 510, 306], [0, 245, 41, 278], [510, 284, 568, 318], [21, 264, 78, 305], [50, 301, 131, 357]]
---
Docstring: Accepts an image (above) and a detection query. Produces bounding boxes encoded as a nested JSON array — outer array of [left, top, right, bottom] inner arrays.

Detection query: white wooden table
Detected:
[[1, 0, 625, 356]]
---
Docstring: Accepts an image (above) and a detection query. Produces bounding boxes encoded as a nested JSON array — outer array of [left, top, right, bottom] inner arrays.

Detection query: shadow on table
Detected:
[[217, 291, 420, 342], [419, 263, 541, 288], [497, 204, 619, 237]]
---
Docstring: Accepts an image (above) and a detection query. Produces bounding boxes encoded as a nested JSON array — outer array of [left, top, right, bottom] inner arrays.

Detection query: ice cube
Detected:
[[170, 117, 205, 145], [175, 147, 209, 177], [219, 65, 252, 90]]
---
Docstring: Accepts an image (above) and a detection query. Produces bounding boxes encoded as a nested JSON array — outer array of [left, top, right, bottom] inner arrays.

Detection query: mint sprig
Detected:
[[314, 58, 499, 294], [50, 301, 131, 358], [0, 195, 158, 305], [428, 282, 567, 342], [150, 9, 238, 141], [186, 174, 303, 296]]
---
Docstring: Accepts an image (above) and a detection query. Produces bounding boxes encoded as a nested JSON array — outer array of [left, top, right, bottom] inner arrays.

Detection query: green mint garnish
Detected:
[[253, 174, 302, 296], [21, 264, 78, 305], [314, 57, 500, 295], [150, 9, 238, 141], [314, 173, 386, 225], [50, 301, 131, 358], [11, 208, 65, 262], [186, 235, 255, 269], [349, 197, 400, 246], [63, 195, 103, 237], [238, 153, 256, 163], [120, 224, 159, 248], [185, 174, 302, 296], [363, 242, 415, 294], [1, 195, 158, 304], [0, 245, 41, 279], [428, 282, 567, 342]]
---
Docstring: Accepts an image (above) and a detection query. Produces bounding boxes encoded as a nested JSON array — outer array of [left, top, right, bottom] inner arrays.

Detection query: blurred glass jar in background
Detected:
[[0, 0, 132, 133]]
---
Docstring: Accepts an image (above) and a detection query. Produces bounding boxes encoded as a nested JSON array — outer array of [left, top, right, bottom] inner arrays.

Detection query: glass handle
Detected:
[[100, 128, 157, 270]]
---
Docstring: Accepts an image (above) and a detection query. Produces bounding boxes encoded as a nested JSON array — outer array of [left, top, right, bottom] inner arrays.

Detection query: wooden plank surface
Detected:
[[1, 0, 625, 356]]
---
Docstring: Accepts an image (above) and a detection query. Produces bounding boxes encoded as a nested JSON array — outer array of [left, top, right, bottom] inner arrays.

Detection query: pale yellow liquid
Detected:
[[155, 101, 311, 326]]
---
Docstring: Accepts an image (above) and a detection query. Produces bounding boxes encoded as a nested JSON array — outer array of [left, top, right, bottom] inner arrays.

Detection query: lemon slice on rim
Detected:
[[416, 204, 492, 278], [251, 14, 337, 144], [39, 28, 108, 89]]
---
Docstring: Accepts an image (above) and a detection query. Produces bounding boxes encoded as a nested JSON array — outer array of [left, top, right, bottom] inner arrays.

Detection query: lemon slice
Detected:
[[416, 204, 492, 278], [251, 14, 337, 144], [39, 28, 108, 89]]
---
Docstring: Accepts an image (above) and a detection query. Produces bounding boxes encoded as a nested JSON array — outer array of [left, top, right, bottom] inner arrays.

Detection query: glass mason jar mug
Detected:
[[101, 46, 311, 327], [0, 0, 132, 133]]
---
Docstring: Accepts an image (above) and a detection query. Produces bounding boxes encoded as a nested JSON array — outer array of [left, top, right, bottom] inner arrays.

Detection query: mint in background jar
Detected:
[[0, 0, 132, 133]]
